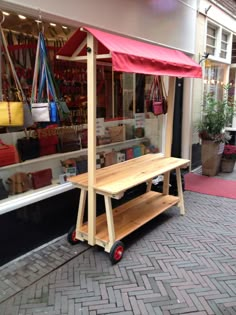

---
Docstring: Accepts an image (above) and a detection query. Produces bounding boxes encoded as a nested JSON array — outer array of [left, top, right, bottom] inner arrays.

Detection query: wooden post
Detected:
[[163, 77, 176, 194], [87, 33, 97, 245], [165, 77, 176, 157]]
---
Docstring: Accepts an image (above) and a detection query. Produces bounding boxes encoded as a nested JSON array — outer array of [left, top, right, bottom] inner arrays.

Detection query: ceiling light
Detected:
[[50, 23, 56, 27], [18, 15, 26, 20], [62, 26, 68, 29], [35, 20, 42, 23], [3, 11, 10, 16]]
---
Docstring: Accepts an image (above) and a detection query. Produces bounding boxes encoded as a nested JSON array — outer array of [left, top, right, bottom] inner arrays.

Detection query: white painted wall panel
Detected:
[[0, 0, 197, 53]]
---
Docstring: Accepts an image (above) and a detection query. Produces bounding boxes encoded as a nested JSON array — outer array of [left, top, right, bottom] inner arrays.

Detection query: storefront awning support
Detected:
[[87, 32, 97, 246]]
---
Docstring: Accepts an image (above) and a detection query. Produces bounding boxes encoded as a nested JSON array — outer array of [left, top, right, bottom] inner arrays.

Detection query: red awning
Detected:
[[57, 26, 202, 78]]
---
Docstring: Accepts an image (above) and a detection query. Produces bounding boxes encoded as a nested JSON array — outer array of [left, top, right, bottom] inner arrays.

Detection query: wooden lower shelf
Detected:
[[79, 191, 179, 243]]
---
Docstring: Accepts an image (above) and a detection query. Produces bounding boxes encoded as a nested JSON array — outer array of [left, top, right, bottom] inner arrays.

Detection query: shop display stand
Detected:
[[57, 29, 190, 263], [68, 155, 189, 262]]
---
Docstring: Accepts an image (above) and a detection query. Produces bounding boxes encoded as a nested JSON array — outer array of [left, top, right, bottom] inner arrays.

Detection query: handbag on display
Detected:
[[152, 77, 163, 116], [37, 125, 59, 156], [29, 168, 52, 189], [104, 150, 116, 167], [160, 77, 168, 115], [31, 38, 51, 123], [0, 139, 20, 167], [17, 131, 40, 161], [0, 178, 8, 200], [6, 172, 31, 195], [0, 26, 24, 127], [31, 32, 69, 123], [80, 129, 88, 148], [145, 78, 154, 113], [59, 128, 81, 152], [76, 155, 88, 174], [107, 125, 126, 143], [97, 128, 111, 146], [145, 76, 168, 116]]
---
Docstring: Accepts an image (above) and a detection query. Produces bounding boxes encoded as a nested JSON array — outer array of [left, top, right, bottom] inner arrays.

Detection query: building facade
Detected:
[[191, 0, 236, 168]]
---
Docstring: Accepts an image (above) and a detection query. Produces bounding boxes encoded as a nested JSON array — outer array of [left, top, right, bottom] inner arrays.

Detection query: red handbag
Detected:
[[0, 139, 20, 167], [29, 168, 52, 189], [37, 127, 59, 156]]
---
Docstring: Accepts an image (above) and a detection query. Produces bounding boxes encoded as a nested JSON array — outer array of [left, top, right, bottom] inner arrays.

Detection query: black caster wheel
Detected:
[[67, 225, 80, 245], [109, 241, 124, 264]]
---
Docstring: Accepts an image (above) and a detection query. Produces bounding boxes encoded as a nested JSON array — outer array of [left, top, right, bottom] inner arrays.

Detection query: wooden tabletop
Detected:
[[68, 154, 190, 195]]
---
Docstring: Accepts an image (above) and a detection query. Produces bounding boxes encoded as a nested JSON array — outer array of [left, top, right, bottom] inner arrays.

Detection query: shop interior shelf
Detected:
[[0, 137, 146, 170]]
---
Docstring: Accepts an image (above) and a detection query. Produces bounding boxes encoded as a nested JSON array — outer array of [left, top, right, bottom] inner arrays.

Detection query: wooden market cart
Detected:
[[57, 26, 202, 263]]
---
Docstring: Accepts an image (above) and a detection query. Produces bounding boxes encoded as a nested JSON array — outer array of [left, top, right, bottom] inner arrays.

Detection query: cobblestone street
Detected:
[[0, 191, 236, 315]]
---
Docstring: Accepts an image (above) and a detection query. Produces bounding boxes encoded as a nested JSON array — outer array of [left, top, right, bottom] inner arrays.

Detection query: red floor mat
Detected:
[[184, 172, 236, 200]]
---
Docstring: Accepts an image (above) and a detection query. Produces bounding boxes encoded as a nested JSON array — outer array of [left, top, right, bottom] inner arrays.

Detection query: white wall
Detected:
[[198, 0, 236, 33], [0, 0, 198, 54]]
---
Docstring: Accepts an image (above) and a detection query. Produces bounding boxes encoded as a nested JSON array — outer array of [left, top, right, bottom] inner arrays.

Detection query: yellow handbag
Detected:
[[0, 101, 24, 126], [0, 26, 24, 126]]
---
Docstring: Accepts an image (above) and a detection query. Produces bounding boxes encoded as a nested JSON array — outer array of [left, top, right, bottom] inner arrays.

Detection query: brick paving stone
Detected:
[[0, 192, 236, 315]]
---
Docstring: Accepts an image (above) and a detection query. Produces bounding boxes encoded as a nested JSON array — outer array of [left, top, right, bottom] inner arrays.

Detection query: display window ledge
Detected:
[[0, 181, 74, 216]]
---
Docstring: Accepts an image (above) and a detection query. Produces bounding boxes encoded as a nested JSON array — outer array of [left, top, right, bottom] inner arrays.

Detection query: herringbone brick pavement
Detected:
[[0, 191, 236, 315]]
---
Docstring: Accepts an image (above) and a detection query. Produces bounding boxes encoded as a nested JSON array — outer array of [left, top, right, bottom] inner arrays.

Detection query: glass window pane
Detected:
[[220, 51, 227, 58], [221, 42, 227, 50], [206, 46, 215, 55], [207, 26, 216, 37], [207, 36, 215, 46], [222, 33, 228, 42]]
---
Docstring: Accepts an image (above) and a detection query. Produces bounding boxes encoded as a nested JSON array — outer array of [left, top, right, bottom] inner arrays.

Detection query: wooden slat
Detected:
[[68, 154, 189, 195], [79, 191, 179, 243]]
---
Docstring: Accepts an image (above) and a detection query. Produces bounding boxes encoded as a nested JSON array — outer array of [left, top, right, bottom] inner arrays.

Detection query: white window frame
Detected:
[[205, 20, 232, 64]]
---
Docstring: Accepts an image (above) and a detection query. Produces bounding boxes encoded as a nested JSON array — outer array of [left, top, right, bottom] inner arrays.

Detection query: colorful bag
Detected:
[[0, 26, 24, 127], [0, 139, 20, 167], [31, 32, 69, 122], [0, 101, 24, 126], [146, 76, 168, 116], [29, 168, 52, 189], [31, 102, 50, 122], [37, 126, 58, 156], [6, 172, 31, 195]]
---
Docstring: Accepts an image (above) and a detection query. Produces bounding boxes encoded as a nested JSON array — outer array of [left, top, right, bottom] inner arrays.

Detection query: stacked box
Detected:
[[116, 152, 126, 163], [96, 152, 105, 169]]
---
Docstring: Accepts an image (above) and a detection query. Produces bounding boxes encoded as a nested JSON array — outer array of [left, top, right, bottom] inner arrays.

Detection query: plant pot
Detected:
[[201, 140, 224, 176], [220, 158, 236, 173]]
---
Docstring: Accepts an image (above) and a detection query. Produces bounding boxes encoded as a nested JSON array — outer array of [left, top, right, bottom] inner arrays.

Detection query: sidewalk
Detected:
[[0, 189, 236, 315]]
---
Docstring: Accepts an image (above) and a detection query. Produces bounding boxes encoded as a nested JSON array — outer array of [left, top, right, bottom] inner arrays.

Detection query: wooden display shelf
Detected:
[[77, 191, 179, 245], [69, 154, 189, 197]]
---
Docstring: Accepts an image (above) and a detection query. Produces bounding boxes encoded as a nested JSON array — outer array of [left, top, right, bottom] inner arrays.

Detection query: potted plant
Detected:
[[197, 84, 236, 176], [221, 144, 236, 173]]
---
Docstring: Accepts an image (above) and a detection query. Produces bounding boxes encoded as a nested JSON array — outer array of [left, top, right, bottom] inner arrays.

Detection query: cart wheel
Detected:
[[67, 225, 79, 245], [109, 241, 124, 264]]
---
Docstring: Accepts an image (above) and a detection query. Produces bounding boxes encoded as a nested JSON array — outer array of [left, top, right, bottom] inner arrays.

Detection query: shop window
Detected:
[[203, 63, 225, 101]]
